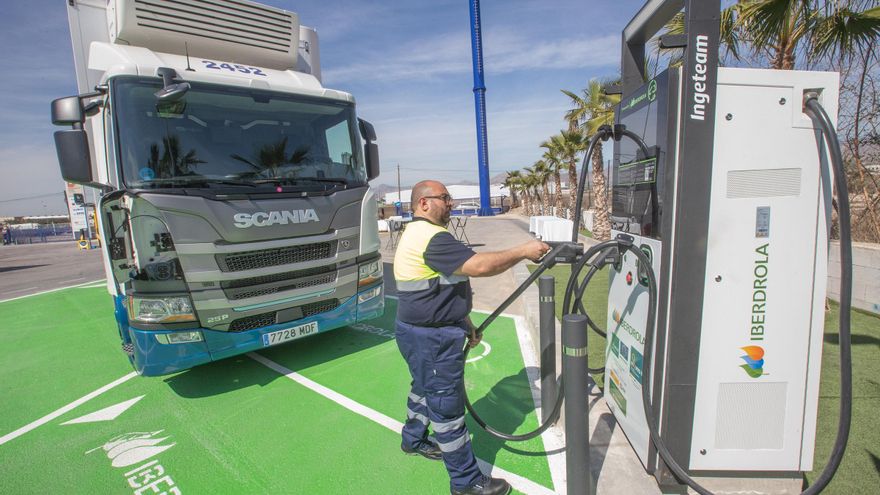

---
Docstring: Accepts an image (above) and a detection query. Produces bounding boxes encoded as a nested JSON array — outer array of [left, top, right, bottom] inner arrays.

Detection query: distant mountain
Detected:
[[490, 171, 510, 184], [370, 184, 398, 198]]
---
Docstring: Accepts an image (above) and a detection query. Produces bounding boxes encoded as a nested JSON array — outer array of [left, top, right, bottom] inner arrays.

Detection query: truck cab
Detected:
[[52, 0, 384, 376]]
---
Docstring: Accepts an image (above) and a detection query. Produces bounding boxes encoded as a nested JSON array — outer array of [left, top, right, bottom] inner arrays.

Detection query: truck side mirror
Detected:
[[51, 96, 84, 126], [358, 118, 380, 180], [54, 129, 94, 185], [365, 142, 380, 180]]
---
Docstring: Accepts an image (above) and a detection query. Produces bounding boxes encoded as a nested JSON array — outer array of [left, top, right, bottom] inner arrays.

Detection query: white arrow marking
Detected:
[[61, 396, 145, 425]]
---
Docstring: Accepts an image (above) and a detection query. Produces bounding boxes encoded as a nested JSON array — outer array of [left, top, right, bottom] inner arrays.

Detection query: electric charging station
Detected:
[[606, 0, 840, 489], [462, 1, 851, 494]]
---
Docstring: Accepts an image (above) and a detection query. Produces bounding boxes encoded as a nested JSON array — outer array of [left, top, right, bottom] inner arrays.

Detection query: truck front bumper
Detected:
[[126, 285, 385, 376]]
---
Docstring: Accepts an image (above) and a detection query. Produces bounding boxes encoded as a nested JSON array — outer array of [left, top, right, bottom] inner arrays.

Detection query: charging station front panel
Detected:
[[607, 235, 662, 468], [608, 65, 839, 478], [689, 68, 837, 472]]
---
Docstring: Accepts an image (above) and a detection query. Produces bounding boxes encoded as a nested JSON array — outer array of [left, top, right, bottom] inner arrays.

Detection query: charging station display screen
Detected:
[[612, 70, 675, 239]]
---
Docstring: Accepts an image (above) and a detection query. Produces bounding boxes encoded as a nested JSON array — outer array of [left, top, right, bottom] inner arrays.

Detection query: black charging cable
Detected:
[[462, 239, 645, 441], [462, 126, 651, 441]]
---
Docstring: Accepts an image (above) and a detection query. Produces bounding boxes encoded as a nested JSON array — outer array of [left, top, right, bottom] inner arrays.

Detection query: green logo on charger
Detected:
[[647, 79, 657, 102]]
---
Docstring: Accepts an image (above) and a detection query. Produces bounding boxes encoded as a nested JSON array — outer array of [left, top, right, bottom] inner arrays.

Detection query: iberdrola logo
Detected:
[[612, 310, 622, 324], [739, 346, 765, 378]]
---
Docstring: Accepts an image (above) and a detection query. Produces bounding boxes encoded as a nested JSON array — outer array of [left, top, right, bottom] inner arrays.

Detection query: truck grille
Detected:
[[217, 241, 336, 272], [224, 272, 336, 300], [227, 300, 340, 332], [228, 312, 276, 332]]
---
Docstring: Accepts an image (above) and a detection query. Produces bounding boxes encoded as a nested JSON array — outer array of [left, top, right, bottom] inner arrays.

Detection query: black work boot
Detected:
[[451, 476, 511, 495], [401, 440, 442, 461]]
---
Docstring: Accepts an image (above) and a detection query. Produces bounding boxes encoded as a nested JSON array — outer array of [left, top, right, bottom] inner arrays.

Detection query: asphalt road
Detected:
[[0, 242, 105, 300]]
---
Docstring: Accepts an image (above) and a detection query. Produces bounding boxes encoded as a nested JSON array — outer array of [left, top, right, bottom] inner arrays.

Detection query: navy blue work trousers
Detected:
[[395, 319, 482, 490]]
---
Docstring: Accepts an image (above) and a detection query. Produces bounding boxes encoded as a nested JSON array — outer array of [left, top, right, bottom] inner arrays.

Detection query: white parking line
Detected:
[[0, 371, 138, 446], [248, 352, 556, 495], [508, 313, 567, 494], [0, 279, 105, 304]]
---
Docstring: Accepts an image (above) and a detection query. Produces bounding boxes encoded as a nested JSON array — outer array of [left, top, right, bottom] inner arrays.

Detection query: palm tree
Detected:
[[528, 160, 553, 215], [231, 137, 310, 178], [542, 131, 586, 220], [540, 140, 565, 218], [563, 79, 620, 241], [503, 170, 522, 208], [523, 166, 537, 216], [521, 168, 543, 217], [659, 2, 880, 71], [146, 135, 205, 178], [518, 169, 532, 216]]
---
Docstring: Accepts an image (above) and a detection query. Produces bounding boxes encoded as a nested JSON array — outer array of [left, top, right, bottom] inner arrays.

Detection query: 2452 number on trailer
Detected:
[[201, 60, 267, 76]]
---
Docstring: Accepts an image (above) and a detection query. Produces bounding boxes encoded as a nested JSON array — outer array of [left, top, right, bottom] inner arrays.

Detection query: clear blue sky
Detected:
[[0, 0, 644, 216]]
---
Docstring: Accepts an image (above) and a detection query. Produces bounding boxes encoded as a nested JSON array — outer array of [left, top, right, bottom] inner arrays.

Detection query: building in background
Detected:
[[383, 184, 510, 213]]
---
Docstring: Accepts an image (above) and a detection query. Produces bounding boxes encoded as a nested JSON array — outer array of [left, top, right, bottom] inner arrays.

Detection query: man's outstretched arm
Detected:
[[456, 239, 549, 277]]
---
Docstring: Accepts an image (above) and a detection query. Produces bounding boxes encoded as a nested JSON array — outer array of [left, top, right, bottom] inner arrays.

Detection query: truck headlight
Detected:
[[358, 260, 383, 287], [155, 331, 204, 344], [358, 285, 382, 304], [128, 295, 196, 323]]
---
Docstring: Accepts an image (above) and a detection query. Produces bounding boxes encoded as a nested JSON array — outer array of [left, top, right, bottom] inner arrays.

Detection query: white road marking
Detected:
[[77, 282, 107, 289], [465, 340, 492, 363], [509, 313, 567, 494], [248, 352, 556, 495], [62, 395, 145, 425], [0, 371, 138, 446], [0, 279, 105, 304]]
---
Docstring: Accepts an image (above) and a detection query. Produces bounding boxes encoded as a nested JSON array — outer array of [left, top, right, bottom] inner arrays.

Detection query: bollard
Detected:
[[563, 314, 591, 495], [538, 275, 557, 424]]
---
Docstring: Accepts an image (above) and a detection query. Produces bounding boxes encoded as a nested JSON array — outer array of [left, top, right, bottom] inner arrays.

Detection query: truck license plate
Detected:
[[262, 321, 318, 347]]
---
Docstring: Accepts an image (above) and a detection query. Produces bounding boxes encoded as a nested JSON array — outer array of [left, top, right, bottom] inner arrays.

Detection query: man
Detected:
[[393, 180, 549, 495]]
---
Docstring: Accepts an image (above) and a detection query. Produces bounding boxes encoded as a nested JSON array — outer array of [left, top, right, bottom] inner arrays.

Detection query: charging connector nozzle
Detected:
[[543, 241, 585, 266]]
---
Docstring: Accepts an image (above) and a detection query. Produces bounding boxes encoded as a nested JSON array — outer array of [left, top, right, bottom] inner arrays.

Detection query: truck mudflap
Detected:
[[127, 286, 384, 376]]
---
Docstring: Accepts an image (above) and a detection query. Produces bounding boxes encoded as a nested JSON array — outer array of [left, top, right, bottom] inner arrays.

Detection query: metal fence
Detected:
[[3, 225, 74, 245]]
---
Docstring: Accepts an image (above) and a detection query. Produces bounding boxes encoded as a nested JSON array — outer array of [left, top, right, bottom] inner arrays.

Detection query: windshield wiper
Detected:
[[141, 177, 258, 188], [253, 177, 349, 190]]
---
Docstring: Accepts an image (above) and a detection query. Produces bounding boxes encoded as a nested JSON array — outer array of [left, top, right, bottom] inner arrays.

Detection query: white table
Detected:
[[539, 218, 574, 242], [529, 215, 557, 234]]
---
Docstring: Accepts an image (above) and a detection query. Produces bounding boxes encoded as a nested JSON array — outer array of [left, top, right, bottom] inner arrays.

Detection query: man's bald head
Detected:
[[411, 180, 452, 225], [411, 180, 444, 206]]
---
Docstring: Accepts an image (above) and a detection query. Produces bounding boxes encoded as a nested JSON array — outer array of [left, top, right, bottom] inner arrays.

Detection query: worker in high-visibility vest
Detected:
[[393, 180, 549, 495]]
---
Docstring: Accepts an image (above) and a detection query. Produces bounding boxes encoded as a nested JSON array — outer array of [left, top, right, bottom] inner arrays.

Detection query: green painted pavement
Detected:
[[0, 287, 556, 494], [0, 288, 133, 434]]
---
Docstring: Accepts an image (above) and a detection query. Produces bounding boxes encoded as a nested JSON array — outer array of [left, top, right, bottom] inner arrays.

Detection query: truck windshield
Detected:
[[112, 77, 367, 190]]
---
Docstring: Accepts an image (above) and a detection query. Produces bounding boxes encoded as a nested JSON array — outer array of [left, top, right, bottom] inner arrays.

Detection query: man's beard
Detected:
[[441, 210, 451, 226]]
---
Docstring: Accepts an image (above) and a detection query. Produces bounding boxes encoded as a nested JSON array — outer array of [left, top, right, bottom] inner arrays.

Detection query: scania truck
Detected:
[[51, 0, 384, 376]]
